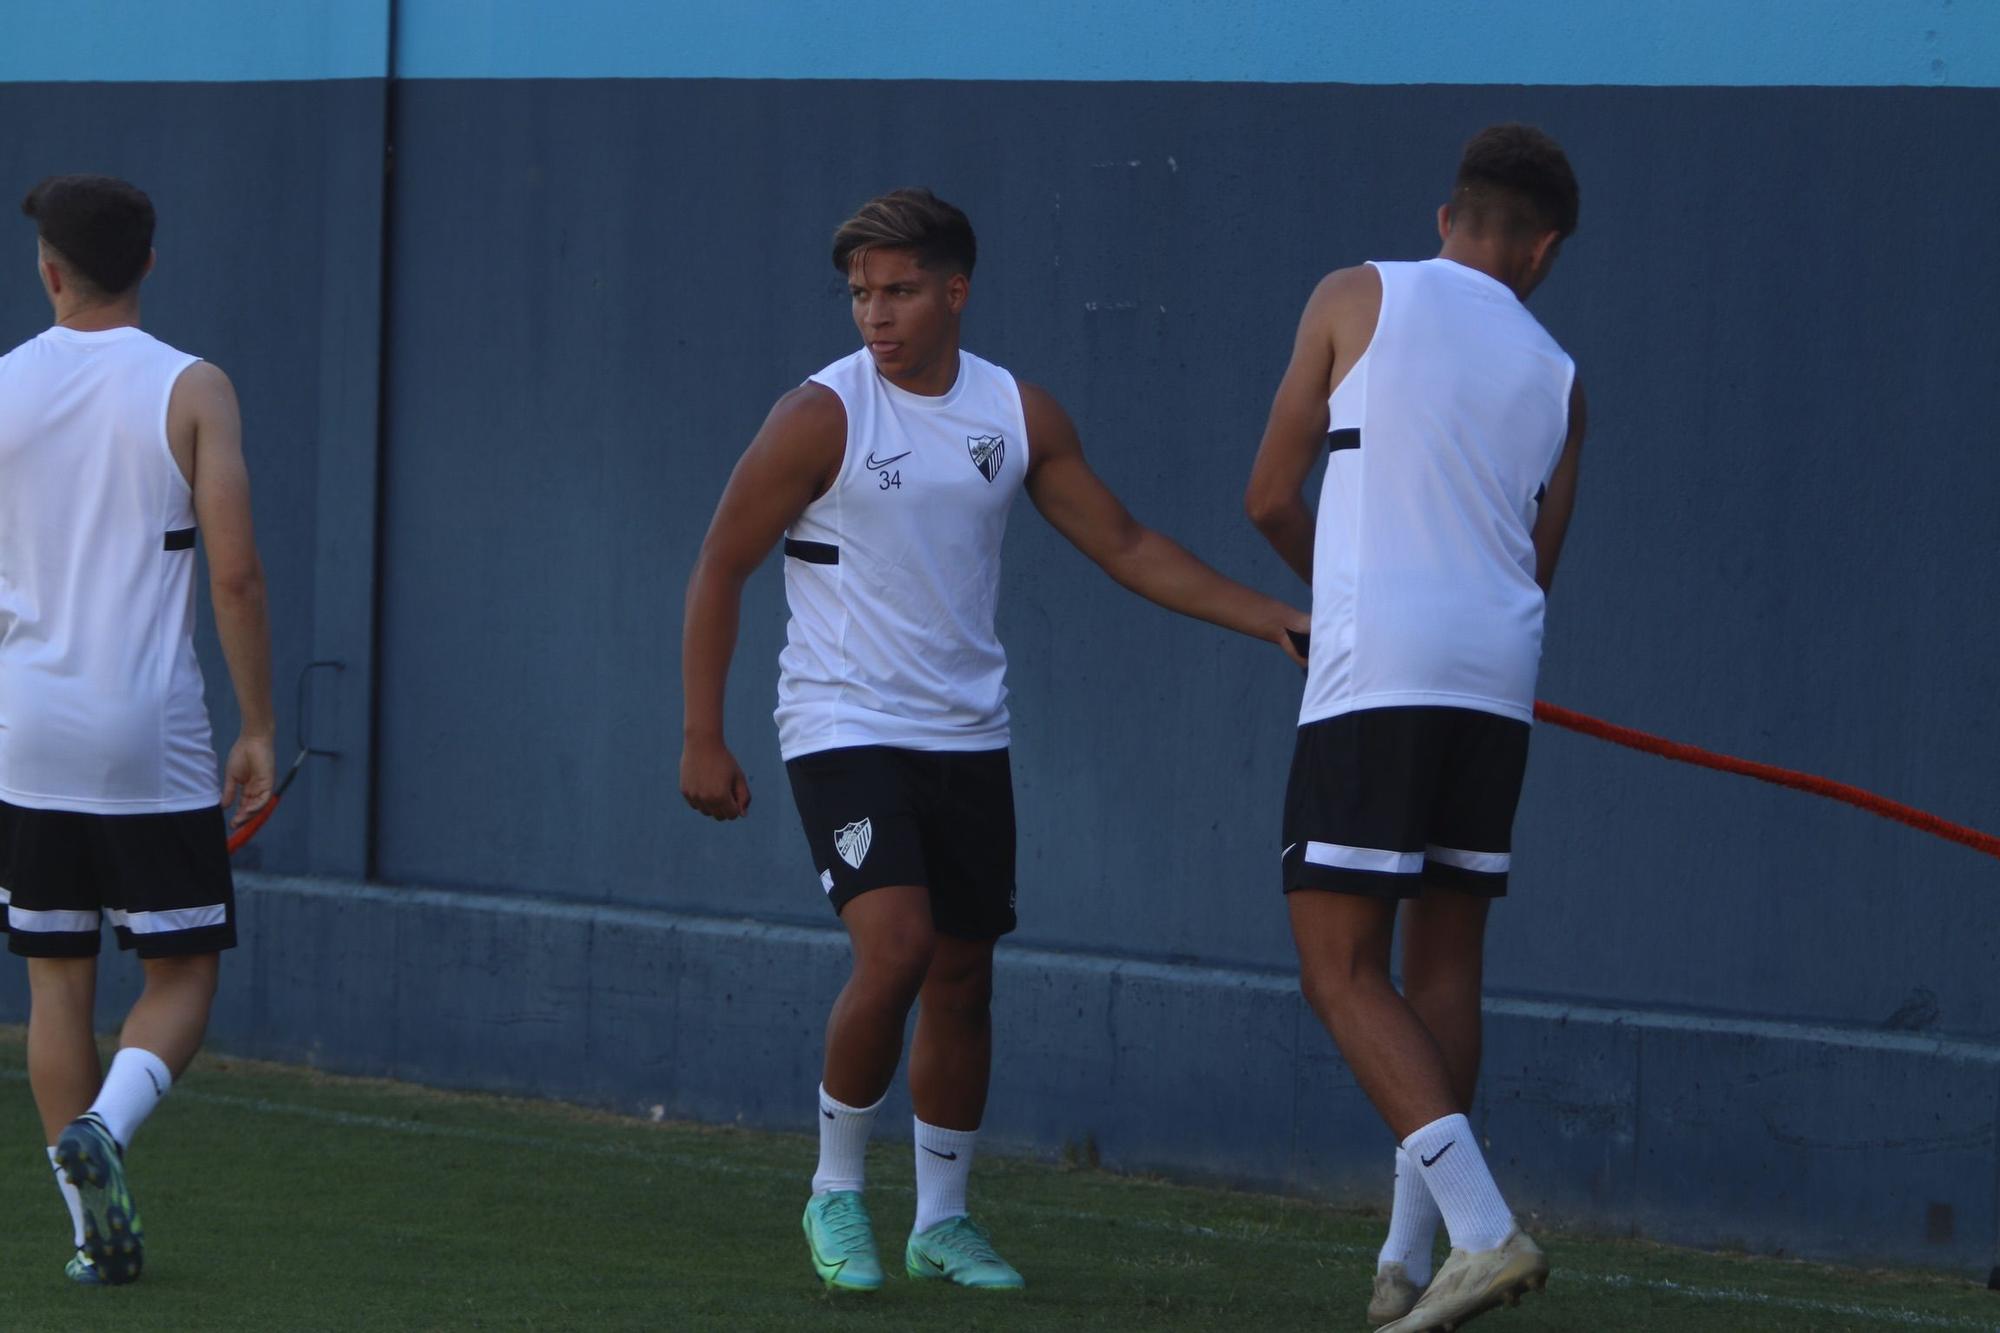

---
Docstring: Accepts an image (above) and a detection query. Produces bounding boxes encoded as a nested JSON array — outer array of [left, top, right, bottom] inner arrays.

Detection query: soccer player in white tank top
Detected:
[[1, 176, 274, 1286], [1246, 127, 1586, 1332], [682, 189, 1307, 1293]]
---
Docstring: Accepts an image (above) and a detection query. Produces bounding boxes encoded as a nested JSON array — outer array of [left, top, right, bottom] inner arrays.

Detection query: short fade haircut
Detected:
[[1451, 124, 1579, 241], [21, 173, 156, 296], [831, 188, 977, 277]]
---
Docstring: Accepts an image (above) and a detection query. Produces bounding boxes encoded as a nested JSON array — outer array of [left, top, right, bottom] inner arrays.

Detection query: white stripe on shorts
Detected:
[[104, 905, 228, 934], [1304, 841, 1424, 875], [7, 903, 101, 933], [1426, 846, 1512, 874]]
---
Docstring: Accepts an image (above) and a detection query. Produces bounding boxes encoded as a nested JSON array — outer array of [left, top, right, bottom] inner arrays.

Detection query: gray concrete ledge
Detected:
[[2, 872, 1992, 1272]]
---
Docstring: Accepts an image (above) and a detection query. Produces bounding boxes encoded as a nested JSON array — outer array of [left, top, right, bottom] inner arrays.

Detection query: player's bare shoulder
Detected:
[[167, 360, 239, 425], [767, 379, 844, 435], [1310, 264, 1383, 340], [166, 361, 241, 481], [1302, 265, 1384, 392], [1012, 379, 1082, 473], [752, 379, 848, 490]]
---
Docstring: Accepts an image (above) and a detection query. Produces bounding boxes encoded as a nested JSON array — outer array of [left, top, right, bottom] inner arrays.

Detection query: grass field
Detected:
[[2, 1030, 1995, 1331]]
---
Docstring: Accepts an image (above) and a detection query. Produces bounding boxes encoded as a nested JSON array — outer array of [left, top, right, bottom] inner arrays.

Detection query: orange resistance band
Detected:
[[1534, 701, 2000, 862]]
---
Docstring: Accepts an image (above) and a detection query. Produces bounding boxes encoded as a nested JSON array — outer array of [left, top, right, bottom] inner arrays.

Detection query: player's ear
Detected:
[[35, 240, 61, 296], [1437, 203, 1452, 243], [1529, 230, 1562, 276], [946, 271, 969, 314], [143, 248, 157, 282]]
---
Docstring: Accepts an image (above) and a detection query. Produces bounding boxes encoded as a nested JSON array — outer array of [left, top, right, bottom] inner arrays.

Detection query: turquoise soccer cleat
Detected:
[[802, 1191, 884, 1292], [904, 1216, 1024, 1289], [65, 1249, 104, 1286], [54, 1114, 143, 1286]]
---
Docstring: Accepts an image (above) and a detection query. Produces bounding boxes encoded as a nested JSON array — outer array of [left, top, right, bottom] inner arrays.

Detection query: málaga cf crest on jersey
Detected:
[[967, 434, 1005, 483]]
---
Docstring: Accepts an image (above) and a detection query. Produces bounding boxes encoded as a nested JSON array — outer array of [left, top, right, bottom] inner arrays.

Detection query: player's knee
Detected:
[[856, 923, 937, 995], [921, 957, 993, 1019], [25, 957, 96, 1009], [1401, 964, 1479, 1011], [1299, 950, 1384, 1014], [141, 951, 220, 999]]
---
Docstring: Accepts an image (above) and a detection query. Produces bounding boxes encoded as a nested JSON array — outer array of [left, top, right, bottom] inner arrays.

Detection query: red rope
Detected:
[[1534, 700, 2000, 862]]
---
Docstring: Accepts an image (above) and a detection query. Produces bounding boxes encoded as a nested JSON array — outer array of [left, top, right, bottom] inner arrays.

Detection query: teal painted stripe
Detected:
[[404, 0, 1998, 86], [0, 0, 388, 82], [3, 0, 1995, 85]]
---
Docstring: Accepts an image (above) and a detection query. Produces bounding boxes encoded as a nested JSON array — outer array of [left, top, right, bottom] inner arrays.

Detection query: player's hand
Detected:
[[223, 731, 277, 827], [1274, 606, 1311, 669], [681, 735, 752, 820]]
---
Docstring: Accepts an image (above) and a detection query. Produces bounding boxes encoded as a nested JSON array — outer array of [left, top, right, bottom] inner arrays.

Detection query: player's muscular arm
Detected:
[[172, 362, 276, 824], [1022, 383, 1308, 665], [680, 383, 845, 821], [1245, 267, 1369, 584], [1531, 377, 1586, 592]]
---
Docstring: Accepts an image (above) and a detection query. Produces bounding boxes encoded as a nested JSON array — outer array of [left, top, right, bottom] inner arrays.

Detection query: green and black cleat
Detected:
[[54, 1114, 143, 1286]]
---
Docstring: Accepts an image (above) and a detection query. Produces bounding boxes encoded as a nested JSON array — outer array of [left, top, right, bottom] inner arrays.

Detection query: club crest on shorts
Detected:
[[834, 818, 873, 870], [967, 433, 1005, 483]]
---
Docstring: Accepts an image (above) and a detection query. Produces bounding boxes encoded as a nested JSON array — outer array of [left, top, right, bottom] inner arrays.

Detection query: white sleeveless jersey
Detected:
[[0, 326, 219, 813], [1302, 259, 1575, 726], [776, 348, 1030, 760]]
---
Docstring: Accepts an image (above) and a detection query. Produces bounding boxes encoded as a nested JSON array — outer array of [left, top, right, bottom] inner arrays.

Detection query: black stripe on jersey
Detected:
[[164, 527, 196, 551], [784, 539, 839, 565], [1327, 428, 1360, 453]]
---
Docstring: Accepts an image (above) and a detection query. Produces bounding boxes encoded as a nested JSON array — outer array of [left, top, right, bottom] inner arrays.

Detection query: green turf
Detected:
[[2, 1029, 1994, 1331]]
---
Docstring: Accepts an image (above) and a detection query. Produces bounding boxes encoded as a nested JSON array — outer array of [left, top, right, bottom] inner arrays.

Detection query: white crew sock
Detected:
[[811, 1084, 883, 1196], [911, 1118, 978, 1235], [47, 1146, 85, 1249], [1378, 1145, 1442, 1284], [87, 1047, 174, 1150], [1401, 1113, 1514, 1253]]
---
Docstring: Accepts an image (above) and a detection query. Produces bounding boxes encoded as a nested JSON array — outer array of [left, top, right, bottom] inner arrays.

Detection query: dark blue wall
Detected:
[[372, 79, 2000, 1028], [0, 80, 388, 875], [2, 49, 1997, 1272]]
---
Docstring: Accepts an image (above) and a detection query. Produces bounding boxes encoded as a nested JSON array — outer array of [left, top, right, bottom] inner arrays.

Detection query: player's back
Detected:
[[0, 325, 217, 813], [1302, 257, 1574, 726]]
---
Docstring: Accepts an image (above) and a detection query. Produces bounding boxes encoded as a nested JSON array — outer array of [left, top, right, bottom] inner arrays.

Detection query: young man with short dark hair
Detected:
[[1, 174, 274, 1286], [682, 187, 1307, 1294], [1246, 126, 1586, 1332]]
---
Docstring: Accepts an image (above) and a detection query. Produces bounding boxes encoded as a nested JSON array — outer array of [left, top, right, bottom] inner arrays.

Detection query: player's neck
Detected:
[[880, 344, 962, 398], [1436, 240, 1529, 302], [53, 297, 142, 333]]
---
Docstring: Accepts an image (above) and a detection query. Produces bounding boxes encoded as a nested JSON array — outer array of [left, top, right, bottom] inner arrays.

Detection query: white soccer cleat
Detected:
[[1374, 1227, 1546, 1332], [1368, 1261, 1424, 1322]]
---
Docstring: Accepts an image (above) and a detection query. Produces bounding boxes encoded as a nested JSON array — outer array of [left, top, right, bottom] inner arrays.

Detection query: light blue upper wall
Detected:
[[402, 0, 2000, 85], [3, 0, 1996, 85], [0, 0, 388, 82]]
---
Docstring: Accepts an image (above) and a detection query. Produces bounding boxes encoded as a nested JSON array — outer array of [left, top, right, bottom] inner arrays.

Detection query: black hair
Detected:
[[1452, 125, 1579, 240], [831, 188, 977, 276], [21, 173, 156, 296]]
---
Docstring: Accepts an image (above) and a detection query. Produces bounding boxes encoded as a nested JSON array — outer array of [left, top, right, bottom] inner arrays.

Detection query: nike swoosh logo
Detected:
[[1421, 1141, 1456, 1168], [921, 1146, 959, 1161], [864, 450, 912, 469], [822, 1109, 836, 1119], [1280, 842, 1298, 860], [919, 1253, 947, 1273], [805, 1232, 846, 1278]]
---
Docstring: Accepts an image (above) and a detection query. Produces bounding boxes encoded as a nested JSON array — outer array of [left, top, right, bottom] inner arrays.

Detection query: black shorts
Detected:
[[0, 800, 238, 958], [1281, 706, 1531, 899], [785, 745, 1017, 940]]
